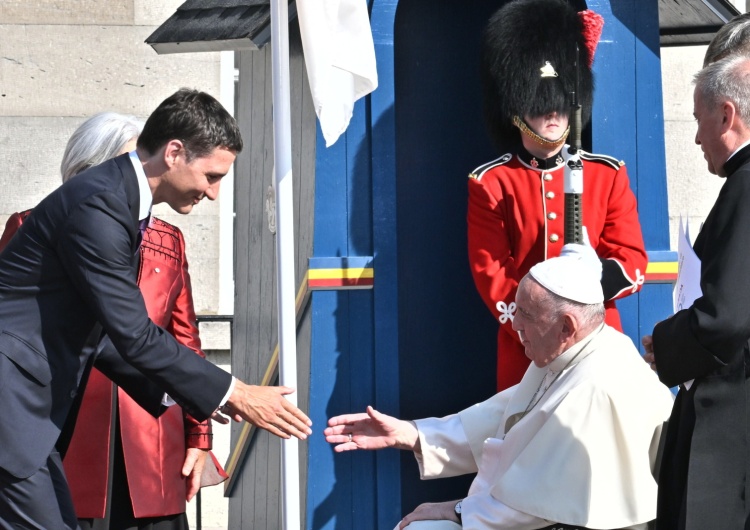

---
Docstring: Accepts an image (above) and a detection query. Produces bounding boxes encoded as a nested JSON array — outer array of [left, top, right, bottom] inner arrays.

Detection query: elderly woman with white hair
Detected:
[[0, 111, 226, 530]]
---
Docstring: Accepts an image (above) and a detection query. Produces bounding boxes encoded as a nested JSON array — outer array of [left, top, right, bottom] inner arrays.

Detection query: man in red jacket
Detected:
[[469, 0, 648, 390]]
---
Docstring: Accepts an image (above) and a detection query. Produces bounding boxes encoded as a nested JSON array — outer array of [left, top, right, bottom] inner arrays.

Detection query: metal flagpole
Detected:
[[269, 0, 301, 529]]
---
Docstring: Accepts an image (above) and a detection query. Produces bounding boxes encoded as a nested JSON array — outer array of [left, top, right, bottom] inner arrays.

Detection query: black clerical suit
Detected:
[[0, 154, 232, 529], [653, 143, 750, 530]]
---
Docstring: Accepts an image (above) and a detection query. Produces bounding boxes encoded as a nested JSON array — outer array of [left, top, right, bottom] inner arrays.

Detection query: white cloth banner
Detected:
[[296, 0, 378, 147]]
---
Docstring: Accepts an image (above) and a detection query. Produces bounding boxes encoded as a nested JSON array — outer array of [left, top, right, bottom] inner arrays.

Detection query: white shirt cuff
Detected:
[[220, 376, 237, 406], [161, 376, 236, 408]]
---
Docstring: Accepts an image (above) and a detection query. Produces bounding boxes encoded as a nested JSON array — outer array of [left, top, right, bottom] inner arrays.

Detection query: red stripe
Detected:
[[309, 278, 374, 288], [645, 273, 677, 282]]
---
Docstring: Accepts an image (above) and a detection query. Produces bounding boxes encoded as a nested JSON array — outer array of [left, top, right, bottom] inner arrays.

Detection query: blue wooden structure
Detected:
[[305, 1, 674, 528]]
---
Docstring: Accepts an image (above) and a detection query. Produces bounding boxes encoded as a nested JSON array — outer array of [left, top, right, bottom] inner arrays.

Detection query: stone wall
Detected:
[[659, 2, 748, 248], [661, 44, 729, 248]]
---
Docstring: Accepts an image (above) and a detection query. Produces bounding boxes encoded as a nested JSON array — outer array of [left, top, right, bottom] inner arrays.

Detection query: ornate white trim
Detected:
[[496, 301, 517, 324]]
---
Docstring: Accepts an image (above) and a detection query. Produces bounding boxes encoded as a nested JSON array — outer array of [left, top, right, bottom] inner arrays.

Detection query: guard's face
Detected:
[[523, 111, 569, 142], [693, 88, 730, 176], [512, 278, 564, 367], [161, 145, 235, 214]]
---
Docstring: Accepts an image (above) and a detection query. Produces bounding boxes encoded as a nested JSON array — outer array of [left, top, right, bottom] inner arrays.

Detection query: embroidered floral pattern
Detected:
[[496, 301, 517, 324]]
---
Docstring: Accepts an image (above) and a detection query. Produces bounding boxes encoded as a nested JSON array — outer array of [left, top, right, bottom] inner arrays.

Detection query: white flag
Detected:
[[296, 0, 378, 147]]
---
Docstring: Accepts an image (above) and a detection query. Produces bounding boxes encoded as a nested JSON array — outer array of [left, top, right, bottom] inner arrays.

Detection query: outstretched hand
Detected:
[[324, 406, 419, 453], [224, 381, 312, 440]]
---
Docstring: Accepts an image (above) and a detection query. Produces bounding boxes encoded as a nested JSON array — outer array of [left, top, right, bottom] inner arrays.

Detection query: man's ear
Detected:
[[163, 139, 185, 168], [560, 313, 578, 341], [721, 101, 737, 131]]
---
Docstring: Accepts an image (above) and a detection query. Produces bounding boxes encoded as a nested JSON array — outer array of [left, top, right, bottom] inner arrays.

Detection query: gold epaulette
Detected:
[[580, 151, 625, 170], [468, 153, 512, 181]]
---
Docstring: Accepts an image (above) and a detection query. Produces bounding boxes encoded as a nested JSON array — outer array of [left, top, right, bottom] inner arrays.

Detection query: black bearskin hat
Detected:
[[481, 0, 600, 151]]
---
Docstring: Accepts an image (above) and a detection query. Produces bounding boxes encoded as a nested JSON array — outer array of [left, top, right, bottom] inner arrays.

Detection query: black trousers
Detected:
[[0, 451, 79, 530]]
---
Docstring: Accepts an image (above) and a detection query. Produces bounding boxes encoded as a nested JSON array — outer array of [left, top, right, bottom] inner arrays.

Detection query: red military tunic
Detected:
[[0, 213, 226, 519], [467, 148, 647, 390]]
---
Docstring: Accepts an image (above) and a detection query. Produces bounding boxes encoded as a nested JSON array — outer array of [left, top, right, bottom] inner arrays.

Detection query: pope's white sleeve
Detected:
[[414, 391, 511, 479], [414, 414, 477, 479]]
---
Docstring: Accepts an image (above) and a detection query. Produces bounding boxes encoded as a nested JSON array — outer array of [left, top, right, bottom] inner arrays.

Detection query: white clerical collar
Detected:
[[546, 323, 605, 373], [727, 138, 750, 164], [128, 150, 152, 221]]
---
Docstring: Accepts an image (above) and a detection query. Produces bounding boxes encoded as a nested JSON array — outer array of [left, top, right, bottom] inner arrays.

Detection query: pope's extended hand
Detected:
[[324, 406, 419, 453], [224, 381, 312, 440]]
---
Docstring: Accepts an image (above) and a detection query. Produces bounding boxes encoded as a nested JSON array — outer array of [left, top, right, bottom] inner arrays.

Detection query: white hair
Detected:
[[537, 279, 605, 326], [60, 112, 143, 182], [694, 54, 750, 123]]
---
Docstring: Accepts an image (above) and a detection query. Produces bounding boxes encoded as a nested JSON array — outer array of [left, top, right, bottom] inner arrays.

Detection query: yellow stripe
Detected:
[[646, 262, 678, 274], [308, 268, 374, 280]]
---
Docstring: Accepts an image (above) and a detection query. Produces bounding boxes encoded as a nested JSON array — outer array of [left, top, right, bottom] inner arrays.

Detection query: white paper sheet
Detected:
[[673, 216, 702, 389]]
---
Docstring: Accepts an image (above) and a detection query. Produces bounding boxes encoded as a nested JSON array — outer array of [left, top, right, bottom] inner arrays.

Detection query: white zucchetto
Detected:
[[528, 243, 604, 304]]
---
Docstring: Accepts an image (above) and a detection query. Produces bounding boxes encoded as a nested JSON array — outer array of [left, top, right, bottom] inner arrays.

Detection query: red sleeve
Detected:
[[166, 228, 203, 358], [0, 211, 31, 253], [165, 227, 213, 450], [185, 414, 213, 450], [467, 176, 522, 343], [590, 164, 648, 301]]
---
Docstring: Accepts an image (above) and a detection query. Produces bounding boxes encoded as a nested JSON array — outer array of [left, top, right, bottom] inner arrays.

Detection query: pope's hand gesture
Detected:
[[324, 406, 419, 453]]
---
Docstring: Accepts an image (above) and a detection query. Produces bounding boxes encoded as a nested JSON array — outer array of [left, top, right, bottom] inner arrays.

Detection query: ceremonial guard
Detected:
[[468, 0, 648, 390]]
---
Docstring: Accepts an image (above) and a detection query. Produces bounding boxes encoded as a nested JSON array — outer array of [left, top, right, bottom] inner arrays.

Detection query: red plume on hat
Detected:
[[481, 0, 604, 151], [579, 9, 605, 68]]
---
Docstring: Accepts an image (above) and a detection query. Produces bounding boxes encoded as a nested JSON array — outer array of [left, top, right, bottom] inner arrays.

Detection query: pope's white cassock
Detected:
[[405, 324, 674, 530]]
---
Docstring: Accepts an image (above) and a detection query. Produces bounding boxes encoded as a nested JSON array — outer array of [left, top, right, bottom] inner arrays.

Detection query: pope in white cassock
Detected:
[[325, 244, 674, 530]]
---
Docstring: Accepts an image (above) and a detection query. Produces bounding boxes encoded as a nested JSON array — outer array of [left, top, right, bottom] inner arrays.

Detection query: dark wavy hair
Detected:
[[137, 88, 243, 160]]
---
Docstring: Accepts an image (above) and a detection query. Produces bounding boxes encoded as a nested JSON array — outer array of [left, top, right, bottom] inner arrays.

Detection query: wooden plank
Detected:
[[228, 47, 255, 530], [589, 0, 673, 345], [369, 1, 402, 526], [225, 278, 311, 492], [229, 15, 316, 528], [387, 0, 502, 518]]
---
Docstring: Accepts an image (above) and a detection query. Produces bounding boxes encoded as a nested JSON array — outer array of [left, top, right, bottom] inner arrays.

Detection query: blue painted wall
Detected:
[[392, 0, 503, 515], [589, 0, 673, 343]]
